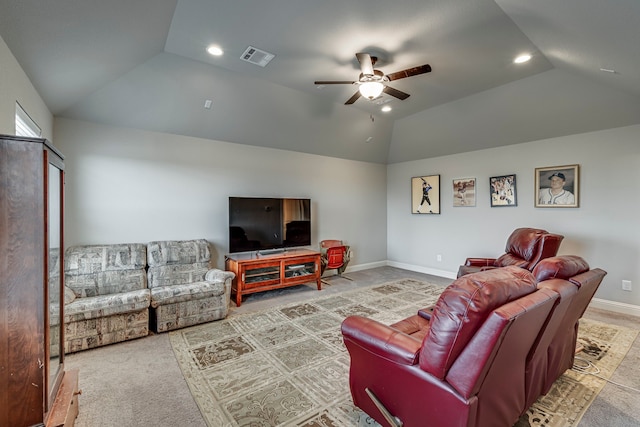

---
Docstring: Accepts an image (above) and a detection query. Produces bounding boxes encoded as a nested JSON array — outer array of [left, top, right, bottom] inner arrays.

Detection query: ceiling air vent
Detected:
[[240, 46, 275, 67], [373, 97, 392, 105]]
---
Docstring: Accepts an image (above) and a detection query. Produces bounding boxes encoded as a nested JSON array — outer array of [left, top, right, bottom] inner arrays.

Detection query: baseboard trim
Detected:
[[386, 260, 457, 279], [345, 260, 388, 272], [589, 298, 640, 317]]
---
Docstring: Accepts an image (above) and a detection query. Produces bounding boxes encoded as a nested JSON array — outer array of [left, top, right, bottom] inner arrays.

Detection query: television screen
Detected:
[[228, 197, 311, 253]]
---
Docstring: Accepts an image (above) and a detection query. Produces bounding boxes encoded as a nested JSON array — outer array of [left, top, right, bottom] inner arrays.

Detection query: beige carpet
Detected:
[[169, 279, 638, 427]]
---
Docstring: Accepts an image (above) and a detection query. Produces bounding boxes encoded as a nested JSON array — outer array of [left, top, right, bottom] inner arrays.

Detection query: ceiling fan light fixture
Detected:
[[359, 81, 384, 99]]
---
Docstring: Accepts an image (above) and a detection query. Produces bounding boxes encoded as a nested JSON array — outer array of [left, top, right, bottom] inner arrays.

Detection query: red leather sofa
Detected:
[[524, 256, 606, 410], [457, 227, 564, 278], [341, 257, 606, 427]]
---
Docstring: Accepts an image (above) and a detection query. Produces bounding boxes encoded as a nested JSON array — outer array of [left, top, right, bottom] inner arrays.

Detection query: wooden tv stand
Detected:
[[225, 249, 322, 307]]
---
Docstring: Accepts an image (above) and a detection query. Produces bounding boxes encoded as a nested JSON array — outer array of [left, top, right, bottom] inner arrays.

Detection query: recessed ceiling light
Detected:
[[514, 54, 531, 64], [206, 45, 224, 56], [381, 105, 392, 112]]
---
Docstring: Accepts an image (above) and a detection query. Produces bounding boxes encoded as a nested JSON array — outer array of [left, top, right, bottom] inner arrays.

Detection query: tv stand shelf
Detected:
[[225, 249, 321, 307]]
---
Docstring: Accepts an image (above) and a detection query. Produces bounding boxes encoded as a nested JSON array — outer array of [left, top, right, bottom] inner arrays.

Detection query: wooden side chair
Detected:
[[320, 239, 352, 284]]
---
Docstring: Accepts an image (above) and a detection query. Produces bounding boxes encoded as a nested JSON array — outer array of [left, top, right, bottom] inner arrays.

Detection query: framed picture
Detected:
[[490, 174, 517, 207], [412, 175, 440, 214], [453, 178, 476, 207], [535, 164, 579, 208]]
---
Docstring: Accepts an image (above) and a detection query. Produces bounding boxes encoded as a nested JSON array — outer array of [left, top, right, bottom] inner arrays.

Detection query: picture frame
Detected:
[[490, 174, 517, 207], [453, 178, 476, 207], [535, 164, 579, 208], [412, 175, 440, 214]]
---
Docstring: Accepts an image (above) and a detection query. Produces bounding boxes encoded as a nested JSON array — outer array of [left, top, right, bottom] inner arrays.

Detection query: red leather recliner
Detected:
[[457, 227, 564, 278], [341, 266, 559, 427], [523, 256, 607, 410]]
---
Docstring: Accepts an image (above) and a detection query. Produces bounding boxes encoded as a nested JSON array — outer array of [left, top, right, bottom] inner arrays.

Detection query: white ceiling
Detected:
[[1, 0, 639, 163]]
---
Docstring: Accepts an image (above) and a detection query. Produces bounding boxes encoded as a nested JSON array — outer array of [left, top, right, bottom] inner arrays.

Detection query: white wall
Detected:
[[54, 118, 388, 269], [54, 118, 640, 309], [0, 35, 53, 140], [387, 124, 640, 306]]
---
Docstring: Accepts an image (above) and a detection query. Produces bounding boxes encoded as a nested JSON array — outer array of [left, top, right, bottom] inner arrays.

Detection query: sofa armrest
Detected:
[[341, 315, 422, 366], [205, 268, 235, 282], [418, 305, 435, 320], [464, 257, 497, 267]]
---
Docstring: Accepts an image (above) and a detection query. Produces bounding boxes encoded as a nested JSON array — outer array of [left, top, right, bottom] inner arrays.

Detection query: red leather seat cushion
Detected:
[[494, 253, 530, 268], [419, 266, 537, 379]]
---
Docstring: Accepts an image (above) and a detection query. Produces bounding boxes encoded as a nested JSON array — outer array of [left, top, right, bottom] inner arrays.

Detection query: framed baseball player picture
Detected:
[[535, 164, 579, 208], [412, 174, 440, 214], [453, 178, 476, 207], [489, 174, 517, 207]]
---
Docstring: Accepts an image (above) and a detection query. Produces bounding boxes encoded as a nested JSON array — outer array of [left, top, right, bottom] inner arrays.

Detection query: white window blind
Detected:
[[15, 102, 42, 137]]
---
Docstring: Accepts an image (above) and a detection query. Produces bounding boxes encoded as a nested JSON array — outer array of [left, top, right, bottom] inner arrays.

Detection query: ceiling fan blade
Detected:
[[345, 91, 362, 105], [355, 52, 374, 76], [314, 80, 357, 85], [386, 64, 432, 81], [383, 85, 410, 100]]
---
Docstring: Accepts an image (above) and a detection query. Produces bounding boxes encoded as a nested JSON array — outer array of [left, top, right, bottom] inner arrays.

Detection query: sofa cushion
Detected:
[[532, 255, 590, 282], [494, 253, 530, 268], [64, 243, 147, 296], [147, 239, 210, 267], [150, 281, 226, 307], [65, 243, 146, 274], [64, 288, 151, 322], [147, 263, 210, 288], [419, 266, 537, 379], [66, 269, 147, 297]]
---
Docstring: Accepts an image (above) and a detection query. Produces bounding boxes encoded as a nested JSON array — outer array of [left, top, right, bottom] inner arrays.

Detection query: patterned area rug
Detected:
[[169, 279, 638, 427], [516, 319, 638, 427]]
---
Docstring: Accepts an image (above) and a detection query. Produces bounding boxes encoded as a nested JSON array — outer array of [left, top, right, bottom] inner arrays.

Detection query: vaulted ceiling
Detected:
[[2, 0, 639, 163]]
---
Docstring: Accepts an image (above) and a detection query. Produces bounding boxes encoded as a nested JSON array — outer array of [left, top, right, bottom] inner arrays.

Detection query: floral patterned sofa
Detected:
[[63, 243, 151, 353], [60, 240, 234, 352], [146, 239, 235, 333]]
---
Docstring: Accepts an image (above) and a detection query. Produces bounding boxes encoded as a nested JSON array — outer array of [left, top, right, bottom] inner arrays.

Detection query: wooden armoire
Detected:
[[0, 134, 79, 426]]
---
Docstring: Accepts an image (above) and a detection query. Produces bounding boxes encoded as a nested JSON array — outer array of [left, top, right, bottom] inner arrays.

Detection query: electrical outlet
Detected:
[[622, 280, 632, 291], [436, 254, 442, 262]]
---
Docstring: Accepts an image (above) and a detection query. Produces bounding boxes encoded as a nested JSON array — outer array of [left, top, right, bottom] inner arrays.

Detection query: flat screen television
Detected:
[[228, 197, 311, 253]]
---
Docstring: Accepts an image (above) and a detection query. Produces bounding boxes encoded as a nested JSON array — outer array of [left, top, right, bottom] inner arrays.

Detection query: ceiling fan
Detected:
[[314, 52, 432, 105]]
